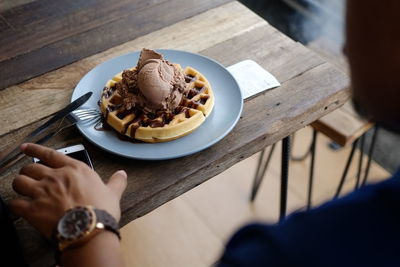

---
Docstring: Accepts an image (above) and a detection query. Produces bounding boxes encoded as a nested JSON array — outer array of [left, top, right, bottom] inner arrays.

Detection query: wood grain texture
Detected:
[[0, 0, 167, 61], [311, 102, 373, 147], [0, 1, 265, 137], [0, 0, 36, 13], [0, 0, 231, 90], [0, 2, 350, 266], [0, 14, 10, 31]]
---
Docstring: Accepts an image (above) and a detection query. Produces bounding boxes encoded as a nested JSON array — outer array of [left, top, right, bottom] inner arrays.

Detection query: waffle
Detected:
[[100, 66, 214, 143]]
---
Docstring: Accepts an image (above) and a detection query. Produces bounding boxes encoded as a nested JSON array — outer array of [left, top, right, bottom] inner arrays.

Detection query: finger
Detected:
[[8, 199, 32, 218], [20, 163, 53, 180], [107, 170, 128, 198], [12, 175, 41, 198], [21, 143, 71, 168]]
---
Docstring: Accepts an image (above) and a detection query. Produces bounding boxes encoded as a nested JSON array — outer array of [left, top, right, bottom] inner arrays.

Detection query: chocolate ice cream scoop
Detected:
[[136, 49, 186, 112]]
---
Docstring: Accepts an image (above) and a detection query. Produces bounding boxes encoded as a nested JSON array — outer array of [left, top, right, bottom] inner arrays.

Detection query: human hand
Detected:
[[8, 143, 127, 240]]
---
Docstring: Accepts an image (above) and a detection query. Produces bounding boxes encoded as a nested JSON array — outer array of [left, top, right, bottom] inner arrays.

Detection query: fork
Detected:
[[0, 108, 101, 173], [39, 108, 101, 144]]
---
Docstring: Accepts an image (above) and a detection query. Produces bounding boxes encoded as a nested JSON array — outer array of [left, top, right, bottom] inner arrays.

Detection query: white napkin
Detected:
[[227, 60, 280, 99]]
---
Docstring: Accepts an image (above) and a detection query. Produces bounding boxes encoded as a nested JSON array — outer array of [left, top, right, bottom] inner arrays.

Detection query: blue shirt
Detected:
[[218, 171, 400, 267]]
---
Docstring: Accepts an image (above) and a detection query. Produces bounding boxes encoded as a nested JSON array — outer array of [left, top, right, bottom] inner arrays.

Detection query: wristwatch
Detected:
[[55, 205, 120, 251]]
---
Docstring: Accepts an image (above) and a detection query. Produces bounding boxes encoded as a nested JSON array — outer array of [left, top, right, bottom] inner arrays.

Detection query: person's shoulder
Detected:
[[326, 171, 400, 209]]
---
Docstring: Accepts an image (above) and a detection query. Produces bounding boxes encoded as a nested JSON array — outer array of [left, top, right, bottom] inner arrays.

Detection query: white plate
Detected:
[[71, 49, 243, 160]]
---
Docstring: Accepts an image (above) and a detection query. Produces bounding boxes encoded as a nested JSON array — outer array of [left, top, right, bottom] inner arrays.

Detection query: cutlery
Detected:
[[0, 92, 93, 169], [0, 107, 100, 175]]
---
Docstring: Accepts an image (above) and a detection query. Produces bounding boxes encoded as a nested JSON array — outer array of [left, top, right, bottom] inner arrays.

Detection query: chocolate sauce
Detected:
[[185, 74, 196, 83], [94, 119, 112, 131], [128, 113, 145, 136], [97, 98, 200, 143], [149, 120, 164, 128], [187, 89, 197, 99], [174, 106, 185, 114], [102, 86, 115, 99], [105, 107, 110, 120], [105, 104, 121, 120], [173, 106, 191, 118], [116, 109, 132, 119], [184, 108, 190, 118], [187, 86, 206, 99], [164, 112, 174, 123], [199, 95, 209, 105], [94, 118, 143, 143], [196, 86, 206, 93], [108, 104, 121, 112], [130, 125, 140, 137], [183, 99, 199, 109], [110, 96, 123, 105], [147, 112, 156, 119]]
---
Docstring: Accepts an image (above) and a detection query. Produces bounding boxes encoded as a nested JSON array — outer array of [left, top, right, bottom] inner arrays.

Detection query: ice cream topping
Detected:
[[116, 48, 187, 114]]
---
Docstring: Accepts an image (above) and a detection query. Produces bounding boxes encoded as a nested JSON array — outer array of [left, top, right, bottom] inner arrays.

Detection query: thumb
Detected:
[[107, 170, 128, 198]]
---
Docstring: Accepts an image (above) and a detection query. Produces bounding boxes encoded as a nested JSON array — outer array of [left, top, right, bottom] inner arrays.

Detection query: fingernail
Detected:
[[116, 170, 127, 178], [20, 143, 28, 151]]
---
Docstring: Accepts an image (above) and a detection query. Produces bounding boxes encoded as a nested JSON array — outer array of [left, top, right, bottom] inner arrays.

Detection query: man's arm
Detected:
[[61, 232, 124, 267], [9, 143, 127, 267]]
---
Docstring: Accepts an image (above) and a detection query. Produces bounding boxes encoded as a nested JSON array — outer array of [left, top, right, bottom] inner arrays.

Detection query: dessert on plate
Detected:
[[99, 48, 214, 143]]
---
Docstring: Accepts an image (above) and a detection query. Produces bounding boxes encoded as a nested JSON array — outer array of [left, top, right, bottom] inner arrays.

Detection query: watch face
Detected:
[[58, 207, 94, 239]]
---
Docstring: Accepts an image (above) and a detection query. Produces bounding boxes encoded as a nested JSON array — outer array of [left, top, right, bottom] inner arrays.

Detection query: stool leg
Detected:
[[361, 126, 380, 187], [291, 132, 313, 162], [280, 136, 291, 222], [252, 148, 266, 196], [307, 129, 318, 210], [334, 139, 359, 199], [250, 144, 276, 202], [354, 134, 365, 190]]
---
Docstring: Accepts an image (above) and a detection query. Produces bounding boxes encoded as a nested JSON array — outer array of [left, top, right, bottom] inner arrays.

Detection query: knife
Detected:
[[0, 128, 63, 175], [0, 91, 93, 168]]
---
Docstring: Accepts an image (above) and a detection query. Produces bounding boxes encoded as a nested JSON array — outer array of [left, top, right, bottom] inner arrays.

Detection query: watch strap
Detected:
[[53, 207, 121, 266], [94, 208, 121, 240]]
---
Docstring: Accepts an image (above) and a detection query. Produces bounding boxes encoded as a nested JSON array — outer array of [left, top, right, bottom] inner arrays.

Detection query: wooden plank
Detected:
[[311, 102, 373, 147], [200, 29, 325, 84], [0, 0, 231, 89], [0, 1, 266, 137], [0, 14, 11, 31], [0, 0, 36, 13], [0, 0, 167, 60]]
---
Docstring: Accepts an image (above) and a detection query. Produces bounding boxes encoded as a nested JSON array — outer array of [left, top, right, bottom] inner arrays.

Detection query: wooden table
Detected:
[[0, 1, 349, 266]]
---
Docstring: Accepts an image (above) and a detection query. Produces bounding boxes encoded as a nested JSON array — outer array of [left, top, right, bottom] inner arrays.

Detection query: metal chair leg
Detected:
[[250, 143, 276, 202], [334, 138, 359, 199], [307, 129, 318, 210], [279, 136, 291, 222], [291, 131, 313, 161], [354, 134, 365, 190], [361, 126, 380, 187]]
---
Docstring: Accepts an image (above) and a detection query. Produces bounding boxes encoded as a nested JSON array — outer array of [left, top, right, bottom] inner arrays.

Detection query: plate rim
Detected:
[[72, 49, 243, 160]]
